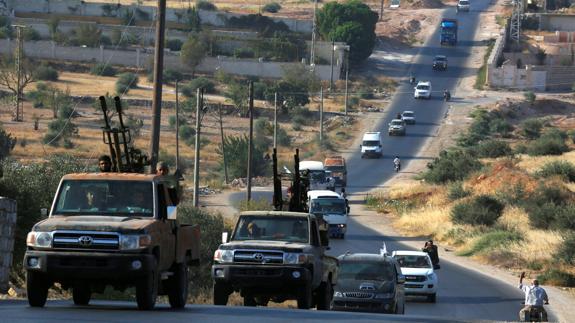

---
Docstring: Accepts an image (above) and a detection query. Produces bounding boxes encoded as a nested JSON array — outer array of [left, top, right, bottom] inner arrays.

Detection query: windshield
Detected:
[[53, 180, 154, 217], [325, 165, 345, 172], [435, 57, 446, 62], [394, 255, 432, 269], [416, 85, 430, 90], [391, 120, 403, 126], [307, 170, 326, 182], [402, 112, 414, 118], [362, 140, 380, 147], [339, 260, 395, 281], [232, 216, 309, 243], [459, 0, 469, 4], [310, 198, 346, 215]]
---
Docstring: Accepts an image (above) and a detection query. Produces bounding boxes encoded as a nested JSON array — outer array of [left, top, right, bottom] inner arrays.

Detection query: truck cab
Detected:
[[308, 190, 349, 239], [24, 173, 200, 310]]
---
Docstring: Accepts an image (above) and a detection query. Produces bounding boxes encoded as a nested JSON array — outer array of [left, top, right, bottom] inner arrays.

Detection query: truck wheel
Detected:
[[243, 295, 257, 307], [136, 270, 158, 310], [72, 284, 91, 306], [27, 271, 49, 307], [167, 263, 189, 309], [316, 281, 333, 310], [427, 293, 436, 303], [213, 282, 230, 306], [297, 286, 312, 309]]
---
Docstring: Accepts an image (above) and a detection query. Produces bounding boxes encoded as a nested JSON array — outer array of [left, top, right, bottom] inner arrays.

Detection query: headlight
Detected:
[[427, 273, 436, 281], [26, 232, 53, 248], [337, 224, 346, 228], [333, 291, 343, 297], [374, 293, 394, 299], [120, 234, 151, 250], [284, 253, 312, 264], [213, 249, 234, 263]]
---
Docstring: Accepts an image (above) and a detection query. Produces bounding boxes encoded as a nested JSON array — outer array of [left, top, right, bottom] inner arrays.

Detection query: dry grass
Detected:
[[515, 151, 575, 174]]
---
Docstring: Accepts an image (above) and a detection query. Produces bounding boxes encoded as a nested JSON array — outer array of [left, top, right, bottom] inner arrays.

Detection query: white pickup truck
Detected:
[[307, 190, 349, 239]]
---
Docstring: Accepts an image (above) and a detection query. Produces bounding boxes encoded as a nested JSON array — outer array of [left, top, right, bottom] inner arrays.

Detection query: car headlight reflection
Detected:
[[120, 234, 151, 250], [213, 249, 234, 263], [333, 291, 343, 297], [26, 232, 53, 248]]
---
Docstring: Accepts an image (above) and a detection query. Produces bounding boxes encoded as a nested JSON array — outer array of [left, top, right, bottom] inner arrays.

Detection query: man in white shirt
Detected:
[[519, 272, 549, 321]]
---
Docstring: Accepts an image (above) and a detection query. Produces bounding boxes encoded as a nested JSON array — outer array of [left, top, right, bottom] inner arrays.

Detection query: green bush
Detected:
[[525, 135, 569, 156], [451, 195, 505, 226], [181, 77, 216, 97], [422, 149, 483, 184], [537, 160, 575, 182], [292, 115, 307, 129], [519, 118, 543, 139], [531, 184, 570, 207], [253, 82, 268, 100], [34, 64, 59, 81], [234, 47, 255, 58], [115, 72, 139, 94], [496, 182, 527, 206], [168, 115, 187, 130], [90, 63, 117, 76], [524, 91, 536, 104], [553, 204, 575, 231], [217, 135, 269, 179], [196, 0, 217, 11], [458, 230, 522, 256], [255, 117, 272, 136], [276, 126, 291, 147], [472, 140, 513, 158], [23, 27, 41, 41], [489, 118, 513, 137], [163, 69, 184, 84], [447, 181, 471, 201], [166, 38, 183, 51], [537, 269, 575, 287], [262, 2, 282, 13], [179, 125, 196, 141], [527, 202, 562, 230], [555, 234, 575, 265]]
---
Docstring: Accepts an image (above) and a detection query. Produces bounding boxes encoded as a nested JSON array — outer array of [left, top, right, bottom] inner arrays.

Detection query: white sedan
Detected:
[[392, 250, 438, 303]]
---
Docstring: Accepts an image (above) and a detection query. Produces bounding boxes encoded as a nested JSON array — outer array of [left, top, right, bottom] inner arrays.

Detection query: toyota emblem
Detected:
[[253, 253, 264, 261], [78, 236, 93, 246]]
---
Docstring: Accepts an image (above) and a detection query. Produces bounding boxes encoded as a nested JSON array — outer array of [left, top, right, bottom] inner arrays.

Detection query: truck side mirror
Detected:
[[167, 206, 177, 220], [222, 232, 229, 244], [40, 208, 48, 217]]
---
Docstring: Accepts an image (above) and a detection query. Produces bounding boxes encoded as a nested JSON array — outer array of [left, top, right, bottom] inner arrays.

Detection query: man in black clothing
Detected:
[[423, 240, 439, 267]]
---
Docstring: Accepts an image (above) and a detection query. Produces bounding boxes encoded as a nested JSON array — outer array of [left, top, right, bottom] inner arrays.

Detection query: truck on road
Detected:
[[212, 211, 338, 309], [440, 18, 458, 46]]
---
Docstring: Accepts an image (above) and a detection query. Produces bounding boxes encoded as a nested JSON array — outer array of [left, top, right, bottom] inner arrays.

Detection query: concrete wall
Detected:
[[539, 14, 575, 32], [10, 0, 313, 34], [0, 39, 340, 81], [0, 197, 17, 294], [487, 64, 547, 91]]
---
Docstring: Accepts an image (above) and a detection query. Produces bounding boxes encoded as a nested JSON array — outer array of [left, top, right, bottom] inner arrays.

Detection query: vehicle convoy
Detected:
[[23, 96, 201, 311], [414, 81, 432, 99], [360, 132, 383, 159], [432, 55, 448, 71], [324, 156, 347, 187], [332, 253, 405, 314], [440, 18, 458, 45], [211, 211, 338, 309], [308, 190, 349, 239], [392, 250, 439, 303], [299, 161, 335, 191], [388, 119, 407, 136]]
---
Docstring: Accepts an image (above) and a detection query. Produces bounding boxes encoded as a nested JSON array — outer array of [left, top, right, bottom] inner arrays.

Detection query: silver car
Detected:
[[401, 111, 416, 124]]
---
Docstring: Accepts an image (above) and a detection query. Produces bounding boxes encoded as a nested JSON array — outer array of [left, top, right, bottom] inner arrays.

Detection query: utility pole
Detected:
[[380, 0, 384, 21], [175, 80, 180, 173], [273, 92, 278, 149], [329, 40, 335, 91], [246, 81, 254, 202], [319, 87, 324, 148], [12, 25, 25, 122], [310, 0, 318, 67], [219, 104, 229, 184], [193, 88, 203, 207], [344, 47, 350, 116], [148, 0, 167, 173]]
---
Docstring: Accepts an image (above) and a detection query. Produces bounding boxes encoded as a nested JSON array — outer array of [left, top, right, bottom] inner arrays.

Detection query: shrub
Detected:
[[292, 123, 302, 131], [115, 72, 139, 94], [458, 230, 522, 256], [525, 135, 569, 156], [23, 27, 41, 41], [166, 38, 183, 51], [553, 204, 575, 231], [447, 181, 471, 201], [163, 69, 184, 84], [255, 117, 272, 136], [519, 118, 543, 139], [262, 2, 282, 13], [292, 115, 307, 129], [217, 135, 268, 178], [527, 202, 562, 229], [537, 160, 575, 182], [489, 118, 513, 137], [472, 140, 513, 158], [253, 82, 268, 100], [90, 63, 117, 76], [451, 195, 505, 226], [34, 64, 59, 81], [179, 125, 196, 141], [276, 126, 291, 147], [524, 91, 536, 104], [234, 47, 255, 58], [168, 115, 187, 130], [496, 182, 527, 206], [181, 77, 216, 97], [422, 149, 482, 184], [555, 234, 575, 265], [537, 269, 575, 287], [196, 0, 217, 11]]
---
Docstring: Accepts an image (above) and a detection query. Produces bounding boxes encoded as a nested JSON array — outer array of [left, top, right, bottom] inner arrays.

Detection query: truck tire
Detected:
[[72, 284, 91, 306], [243, 295, 257, 307], [213, 282, 230, 306], [136, 269, 158, 310], [27, 271, 49, 307], [316, 281, 333, 310], [297, 285, 312, 309], [167, 263, 189, 309]]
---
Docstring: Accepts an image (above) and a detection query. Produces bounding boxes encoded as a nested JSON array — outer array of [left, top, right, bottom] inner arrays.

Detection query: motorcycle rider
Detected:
[[396, 112, 402, 120], [519, 272, 549, 322], [443, 89, 451, 101], [393, 156, 401, 172], [409, 73, 416, 84]]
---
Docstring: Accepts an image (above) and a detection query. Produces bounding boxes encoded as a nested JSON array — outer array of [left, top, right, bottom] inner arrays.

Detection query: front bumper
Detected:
[[433, 64, 447, 70], [414, 93, 430, 99], [24, 250, 156, 281], [404, 281, 437, 295], [332, 296, 396, 313], [388, 128, 405, 135], [212, 264, 311, 291], [361, 151, 382, 158]]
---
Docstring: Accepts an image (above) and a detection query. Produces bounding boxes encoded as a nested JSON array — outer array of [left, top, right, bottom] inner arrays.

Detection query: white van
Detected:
[[360, 132, 383, 158], [308, 190, 349, 239], [299, 161, 335, 191]]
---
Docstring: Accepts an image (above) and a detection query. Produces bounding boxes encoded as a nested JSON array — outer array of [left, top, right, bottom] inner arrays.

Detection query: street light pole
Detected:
[[329, 40, 335, 91], [344, 47, 350, 116]]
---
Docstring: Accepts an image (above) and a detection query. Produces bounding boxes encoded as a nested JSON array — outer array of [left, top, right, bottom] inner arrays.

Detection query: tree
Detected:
[[72, 24, 102, 47], [47, 17, 60, 40], [0, 55, 36, 101], [0, 127, 16, 160], [181, 33, 207, 76], [185, 6, 201, 32], [317, 0, 378, 64], [216, 135, 268, 179], [264, 64, 319, 109], [224, 80, 249, 116]]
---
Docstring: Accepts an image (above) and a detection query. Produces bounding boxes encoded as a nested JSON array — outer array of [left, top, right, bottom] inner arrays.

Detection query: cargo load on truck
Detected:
[[440, 18, 458, 46]]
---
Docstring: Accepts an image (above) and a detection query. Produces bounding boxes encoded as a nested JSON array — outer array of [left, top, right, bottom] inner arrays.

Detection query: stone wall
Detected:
[[538, 14, 575, 32], [0, 197, 17, 294]]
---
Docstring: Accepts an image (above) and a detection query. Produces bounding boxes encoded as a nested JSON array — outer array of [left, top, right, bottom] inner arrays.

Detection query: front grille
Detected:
[[52, 231, 119, 250], [234, 268, 282, 277], [333, 301, 381, 309], [405, 275, 426, 282], [233, 250, 283, 264], [343, 292, 374, 299]]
